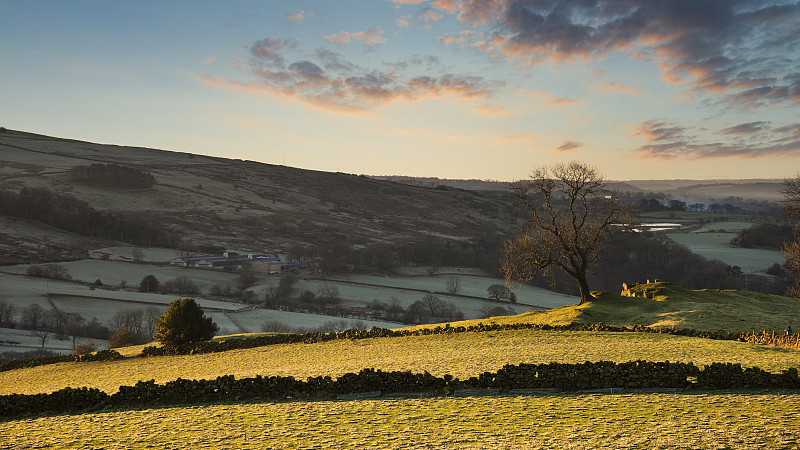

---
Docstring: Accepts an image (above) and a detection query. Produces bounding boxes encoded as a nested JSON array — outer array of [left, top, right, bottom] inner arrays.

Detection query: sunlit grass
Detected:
[[3, 393, 799, 449], [2, 328, 798, 396]]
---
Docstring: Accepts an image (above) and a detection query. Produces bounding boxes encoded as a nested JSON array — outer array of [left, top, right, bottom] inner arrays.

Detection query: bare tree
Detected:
[[502, 161, 627, 304], [21, 304, 46, 330], [178, 243, 198, 267], [421, 294, 444, 317], [0, 300, 15, 327], [487, 284, 508, 301], [132, 247, 144, 263], [109, 309, 145, 335], [781, 173, 800, 298], [33, 329, 50, 348], [446, 277, 461, 295], [386, 297, 404, 321]]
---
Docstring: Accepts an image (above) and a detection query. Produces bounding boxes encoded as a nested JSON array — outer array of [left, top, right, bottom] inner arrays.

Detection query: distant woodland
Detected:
[[0, 188, 175, 247], [69, 163, 155, 189]]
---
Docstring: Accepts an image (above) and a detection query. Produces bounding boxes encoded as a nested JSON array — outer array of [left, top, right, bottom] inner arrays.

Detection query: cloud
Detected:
[[585, 70, 642, 96], [327, 27, 386, 44], [216, 38, 503, 111], [287, 11, 305, 24], [473, 104, 512, 116], [719, 121, 770, 135], [432, 0, 458, 13], [517, 89, 578, 107], [555, 141, 582, 152], [325, 32, 352, 44], [397, 14, 413, 27], [632, 119, 800, 158], [445, 0, 800, 108]]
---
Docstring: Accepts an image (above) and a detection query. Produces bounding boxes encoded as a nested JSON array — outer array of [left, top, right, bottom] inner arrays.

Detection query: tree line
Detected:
[[0, 187, 177, 247], [68, 163, 155, 189]]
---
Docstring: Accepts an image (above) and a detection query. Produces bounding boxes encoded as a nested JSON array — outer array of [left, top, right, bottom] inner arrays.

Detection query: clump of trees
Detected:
[[25, 264, 71, 281], [0, 187, 175, 247], [139, 275, 160, 293], [160, 276, 200, 296], [153, 298, 218, 348], [69, 163, 155, 189], [731, 224, 794, 249]]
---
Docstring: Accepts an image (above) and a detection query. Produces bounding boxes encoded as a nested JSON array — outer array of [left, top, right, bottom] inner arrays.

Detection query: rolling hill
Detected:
[[0, 128, 513, 263]]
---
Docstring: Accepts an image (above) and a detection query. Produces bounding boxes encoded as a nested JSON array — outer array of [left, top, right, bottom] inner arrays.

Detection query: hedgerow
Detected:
[[1, 362, 798, 419], [0, 350, 123, 373], [3, 322, 796, 373], [139, 322, 793, 357]]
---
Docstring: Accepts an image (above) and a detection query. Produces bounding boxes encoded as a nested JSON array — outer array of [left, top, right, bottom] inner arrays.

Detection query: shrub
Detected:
[[139, 275, 159, 292], [260, 319, 295, 333], [153, 298, 218, 348], [74, 340, 99, 355], [108, 327, 145, 348], [160, 276, 199, 295]]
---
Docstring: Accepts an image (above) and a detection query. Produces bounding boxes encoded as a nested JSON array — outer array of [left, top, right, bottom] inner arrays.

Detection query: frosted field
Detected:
[[666, 232, 783, 273], [3, 394, 800, 449]]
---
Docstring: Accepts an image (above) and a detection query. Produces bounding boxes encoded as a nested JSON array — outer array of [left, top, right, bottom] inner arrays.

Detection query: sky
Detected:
[[1, 0, 799, 181]]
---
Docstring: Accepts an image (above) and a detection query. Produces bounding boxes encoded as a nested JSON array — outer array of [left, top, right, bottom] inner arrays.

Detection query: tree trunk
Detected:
[[576, 274, 593, 305]]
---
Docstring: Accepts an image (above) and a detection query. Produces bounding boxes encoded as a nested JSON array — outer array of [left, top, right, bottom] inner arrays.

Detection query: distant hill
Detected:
[[623, 179, 783, 201], [370, 176, 780, 201], [0, 129, 514, 262]]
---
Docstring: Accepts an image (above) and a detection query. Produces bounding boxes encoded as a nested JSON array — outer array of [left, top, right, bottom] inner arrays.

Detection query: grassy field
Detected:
[[3, 393, 799, 449], [2, 281, 799, 448], [666, 231, 783, 273], [3, 328, 799, 396]]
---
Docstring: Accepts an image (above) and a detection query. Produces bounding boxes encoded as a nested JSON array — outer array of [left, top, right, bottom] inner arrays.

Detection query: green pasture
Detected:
[[226, 308, 401, 333], [325, 273, 576, 309], [3, 393, 798, 449], [3, 328, 799, 396], [0, 259, 242, 294], [93, 246, 181, 264], [666, 232, 783, 273]]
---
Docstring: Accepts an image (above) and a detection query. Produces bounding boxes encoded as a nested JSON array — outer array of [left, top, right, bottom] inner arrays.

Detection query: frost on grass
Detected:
[[2, 394, 799, 449]]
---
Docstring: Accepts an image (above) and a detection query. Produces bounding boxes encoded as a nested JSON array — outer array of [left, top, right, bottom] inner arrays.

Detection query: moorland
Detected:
[[0, 128, 799, 448]]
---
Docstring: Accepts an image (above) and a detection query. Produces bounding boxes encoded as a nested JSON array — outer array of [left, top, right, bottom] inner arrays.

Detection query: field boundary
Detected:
[[2, 361, 798, 419]]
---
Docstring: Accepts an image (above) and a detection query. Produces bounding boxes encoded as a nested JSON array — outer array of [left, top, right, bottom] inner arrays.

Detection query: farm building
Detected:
[[250, 257, 286, 274], [169, 252, 296, 273]]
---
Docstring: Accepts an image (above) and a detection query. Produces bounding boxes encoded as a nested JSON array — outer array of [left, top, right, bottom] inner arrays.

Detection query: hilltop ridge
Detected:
[[0, 128, 513, 262]]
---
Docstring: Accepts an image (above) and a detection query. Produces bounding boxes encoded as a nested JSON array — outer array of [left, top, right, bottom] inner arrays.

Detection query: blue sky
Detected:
[[1, 0, 799, 180]]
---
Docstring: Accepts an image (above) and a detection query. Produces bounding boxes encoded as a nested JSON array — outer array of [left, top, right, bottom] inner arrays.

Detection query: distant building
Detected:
[[169, 252, 300, 273]]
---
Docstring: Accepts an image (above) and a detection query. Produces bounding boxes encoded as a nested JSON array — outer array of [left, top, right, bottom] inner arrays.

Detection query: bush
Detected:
[[153, 298, 218, 348], [25, 264, 71, 281], [260, 319, 295, 333], [74, 341, 99, 355], [160, 277, 199, 295], [108, 327, 146, 348], [138, 275, 160, 293]]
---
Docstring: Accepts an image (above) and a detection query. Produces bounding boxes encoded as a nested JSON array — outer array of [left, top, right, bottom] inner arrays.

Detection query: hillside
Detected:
[[0, 129, 513, 262], [486, 281, 800, 333]]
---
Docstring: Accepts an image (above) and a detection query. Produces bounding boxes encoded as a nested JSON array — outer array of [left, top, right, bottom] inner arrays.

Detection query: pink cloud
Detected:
[[287, 12, 304, 24], [328, 27, 385, 44], [211, 40, 503, 112], [432, 0, 458, 13], [631, 119, 800, 159], [517, 89, 578, 107], [446, 0, 800, 108], [352, 27, 386, 44], [473, 104, 512, 116], [325, 32, 351, 44]]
